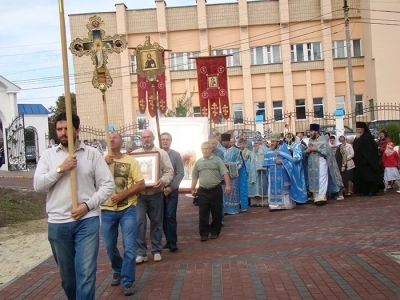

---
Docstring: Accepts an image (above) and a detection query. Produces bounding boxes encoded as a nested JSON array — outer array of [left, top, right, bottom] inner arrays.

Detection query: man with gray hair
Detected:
[[160, 132, 184, 252], [134, 129, 174, 263]]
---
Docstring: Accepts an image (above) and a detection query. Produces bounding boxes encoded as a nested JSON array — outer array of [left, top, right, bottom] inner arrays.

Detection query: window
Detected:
[[335, 96, 346, 111], [130, 55, 137, 74], [291, 42, 322, 62], [313, 98, 324, 118], [355, 94, 364, 115], [193, 106, 201, 117], [250, 45, 281, 65], [295, 99, 306, 120], [212, 48, 241, 67], [136, 111, 147, 130], [232, 103, 243, 124], [254, 102, 266, 121], [332, 39, 362, 58], [273, 101, 283, 121], [169, 51, 200, 71]]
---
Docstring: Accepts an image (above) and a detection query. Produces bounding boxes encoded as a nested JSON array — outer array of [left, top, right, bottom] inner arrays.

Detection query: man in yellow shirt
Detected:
[[102, 132, 145, 296]]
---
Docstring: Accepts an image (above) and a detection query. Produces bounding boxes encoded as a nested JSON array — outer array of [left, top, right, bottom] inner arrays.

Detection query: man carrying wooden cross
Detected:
[[33, 112, 115, 300]]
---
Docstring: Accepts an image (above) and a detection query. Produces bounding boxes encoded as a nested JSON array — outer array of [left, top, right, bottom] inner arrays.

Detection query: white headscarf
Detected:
[[329, 136, 341, 148]]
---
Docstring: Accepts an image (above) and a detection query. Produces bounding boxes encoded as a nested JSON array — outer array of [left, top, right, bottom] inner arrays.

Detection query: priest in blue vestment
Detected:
[[221, 133, 242, 215], [248, 135, 269, 207], [305, 124, 343, 205], [263, 133, 308, 211]]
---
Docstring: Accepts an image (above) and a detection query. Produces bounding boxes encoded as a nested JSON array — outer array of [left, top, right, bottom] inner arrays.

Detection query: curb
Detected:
[[0, 176, 33, 179]]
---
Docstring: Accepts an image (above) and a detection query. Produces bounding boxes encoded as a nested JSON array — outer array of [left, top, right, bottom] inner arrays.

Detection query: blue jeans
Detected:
[[101, 205, 137, 286], [48, 216, 100, 300], [137, 192, 164, 256], [163, 189, 179, 246]]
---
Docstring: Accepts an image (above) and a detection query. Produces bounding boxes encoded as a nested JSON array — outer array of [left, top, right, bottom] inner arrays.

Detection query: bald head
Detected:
[[141, 129, 155, 150]]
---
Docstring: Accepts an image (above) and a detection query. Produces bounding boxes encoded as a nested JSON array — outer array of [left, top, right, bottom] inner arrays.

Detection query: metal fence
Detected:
[[77, 103, 400, 141]]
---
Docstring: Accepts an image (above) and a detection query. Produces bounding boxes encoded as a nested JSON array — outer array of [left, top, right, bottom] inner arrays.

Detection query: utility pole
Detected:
[[344, 0, 356, 130]]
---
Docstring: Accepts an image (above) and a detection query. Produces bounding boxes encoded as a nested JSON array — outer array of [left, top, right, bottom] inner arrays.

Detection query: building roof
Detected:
[[18, 104, 50, 115], [0, 75, 21, 93]]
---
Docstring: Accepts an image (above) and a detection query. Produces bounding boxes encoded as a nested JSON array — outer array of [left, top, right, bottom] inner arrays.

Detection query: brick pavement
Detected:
[[0, 189, 400, 299]]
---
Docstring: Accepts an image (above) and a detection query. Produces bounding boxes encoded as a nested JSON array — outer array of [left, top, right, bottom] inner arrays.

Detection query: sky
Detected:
[[0, 0, 234, 110]]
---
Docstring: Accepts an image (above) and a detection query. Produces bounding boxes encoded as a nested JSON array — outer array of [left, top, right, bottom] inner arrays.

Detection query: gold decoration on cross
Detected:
[[69, 15, 127, 90], [211, 102, 219, 116], [148, 96, 155, 110], [201, 107, 208, 116], [159, 100, 166, 111]]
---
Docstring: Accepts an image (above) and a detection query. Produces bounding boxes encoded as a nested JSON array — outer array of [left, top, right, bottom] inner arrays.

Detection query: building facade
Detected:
[[69, 0, 400, 133]]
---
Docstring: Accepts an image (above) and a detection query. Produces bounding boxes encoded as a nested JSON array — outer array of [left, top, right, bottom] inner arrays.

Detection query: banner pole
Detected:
[[208, 45, 212, 137]]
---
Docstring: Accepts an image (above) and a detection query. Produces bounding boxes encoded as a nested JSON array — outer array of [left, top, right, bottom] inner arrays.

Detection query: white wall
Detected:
[[24, 114, 49, 159]]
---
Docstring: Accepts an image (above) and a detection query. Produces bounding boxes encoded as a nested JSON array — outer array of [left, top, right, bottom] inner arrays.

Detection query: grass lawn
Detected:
[[0, 187, 47, 227]]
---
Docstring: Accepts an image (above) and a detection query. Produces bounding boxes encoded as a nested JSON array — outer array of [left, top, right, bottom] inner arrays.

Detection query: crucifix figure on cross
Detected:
[[69, 15, 127, 90]]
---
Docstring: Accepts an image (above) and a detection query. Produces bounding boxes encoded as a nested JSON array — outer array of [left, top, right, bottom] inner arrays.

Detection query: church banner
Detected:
[[194, 56, 229, 123], [137, 52, 167, 117]]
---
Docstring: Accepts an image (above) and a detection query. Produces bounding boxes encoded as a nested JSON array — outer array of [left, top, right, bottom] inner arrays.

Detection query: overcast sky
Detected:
[[0, 0, 234, 110]]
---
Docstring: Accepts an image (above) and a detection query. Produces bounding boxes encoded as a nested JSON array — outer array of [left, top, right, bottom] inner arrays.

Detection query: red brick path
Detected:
[[1, 191, 400, 299]]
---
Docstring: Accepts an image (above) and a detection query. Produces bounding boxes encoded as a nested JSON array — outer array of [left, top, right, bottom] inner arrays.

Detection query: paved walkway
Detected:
[[0, 187, 400, 299]]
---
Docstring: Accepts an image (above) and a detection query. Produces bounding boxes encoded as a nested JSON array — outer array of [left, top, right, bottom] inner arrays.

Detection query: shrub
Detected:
[[382, 123, 400, 145]]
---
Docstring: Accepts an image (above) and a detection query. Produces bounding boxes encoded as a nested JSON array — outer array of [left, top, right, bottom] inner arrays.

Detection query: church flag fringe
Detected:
[[194, 56, 229, 123]]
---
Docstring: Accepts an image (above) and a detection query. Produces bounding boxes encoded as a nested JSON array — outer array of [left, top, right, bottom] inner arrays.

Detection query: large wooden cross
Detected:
[[70, 15, 127, 89], [69, 15, 127, 210]]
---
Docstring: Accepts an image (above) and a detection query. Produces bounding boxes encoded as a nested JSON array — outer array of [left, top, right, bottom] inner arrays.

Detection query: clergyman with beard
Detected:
[[305, 123, 343, 205], [134, 129, 174, 264], [33, 112, 115, 300], [353, 121, 383, 196]]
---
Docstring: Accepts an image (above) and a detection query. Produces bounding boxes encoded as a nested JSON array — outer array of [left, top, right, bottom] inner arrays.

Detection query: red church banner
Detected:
[[137, 52, 167, 117], [194, 56, 229, 123]]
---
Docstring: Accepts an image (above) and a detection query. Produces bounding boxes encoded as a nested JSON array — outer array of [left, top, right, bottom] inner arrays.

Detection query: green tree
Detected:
[[383, 123, 400, 146], [48, 93, 77, 141], [165, 90, 194, 117]]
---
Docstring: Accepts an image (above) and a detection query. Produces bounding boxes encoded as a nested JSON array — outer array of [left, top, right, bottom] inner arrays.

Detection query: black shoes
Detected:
[[169, 243, 179, 252], [210, 234, 219, 239], [123, 284, 134, 296], [163, 243, 179, 251], [111, 273, 120, 286], [201, 236, 208, 241]]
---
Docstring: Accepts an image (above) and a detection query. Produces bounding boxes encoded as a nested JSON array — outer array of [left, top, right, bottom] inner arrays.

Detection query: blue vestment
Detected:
[[222, 146, 241, 214], [263, 144, 293, 208], [290, 142, 308, 203], [248, 147, 269, 204], [306, 136, 343, 194], [239, 149, 250, 211]]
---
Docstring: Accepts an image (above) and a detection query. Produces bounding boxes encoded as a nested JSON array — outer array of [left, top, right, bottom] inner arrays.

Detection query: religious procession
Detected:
[[0, 0, 396, 299]]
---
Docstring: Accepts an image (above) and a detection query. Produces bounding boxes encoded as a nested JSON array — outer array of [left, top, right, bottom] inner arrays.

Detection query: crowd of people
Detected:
[[33, 112, 397, 299], [198, 121, 397, 220]]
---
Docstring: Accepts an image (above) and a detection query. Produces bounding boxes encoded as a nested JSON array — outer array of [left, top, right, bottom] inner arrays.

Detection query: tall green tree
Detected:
[[48, 93, 77, 141], [165, 90, 194, 117]]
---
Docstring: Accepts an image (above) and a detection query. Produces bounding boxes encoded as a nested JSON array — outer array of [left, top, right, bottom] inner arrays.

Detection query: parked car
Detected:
[[367, 120, 400, 132], [25, 145, 37, 162], [306, 125, 355, 139]]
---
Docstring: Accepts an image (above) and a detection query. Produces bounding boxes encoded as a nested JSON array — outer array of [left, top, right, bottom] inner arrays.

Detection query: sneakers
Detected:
[[111, 273, 120, 286], [154, 253, 162, 262], [336, 196, 344, 201], [123, 284, 134, 296], [136, 256, 148, 264]]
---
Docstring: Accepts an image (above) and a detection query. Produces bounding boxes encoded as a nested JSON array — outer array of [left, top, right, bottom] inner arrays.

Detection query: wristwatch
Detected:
[[56, 166, 62, 174]]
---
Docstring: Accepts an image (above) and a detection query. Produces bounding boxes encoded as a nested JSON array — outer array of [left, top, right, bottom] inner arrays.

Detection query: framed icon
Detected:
[[129, 151, 160, 187], [207, 75, 218, 89], [141, 49, 159, 71]]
